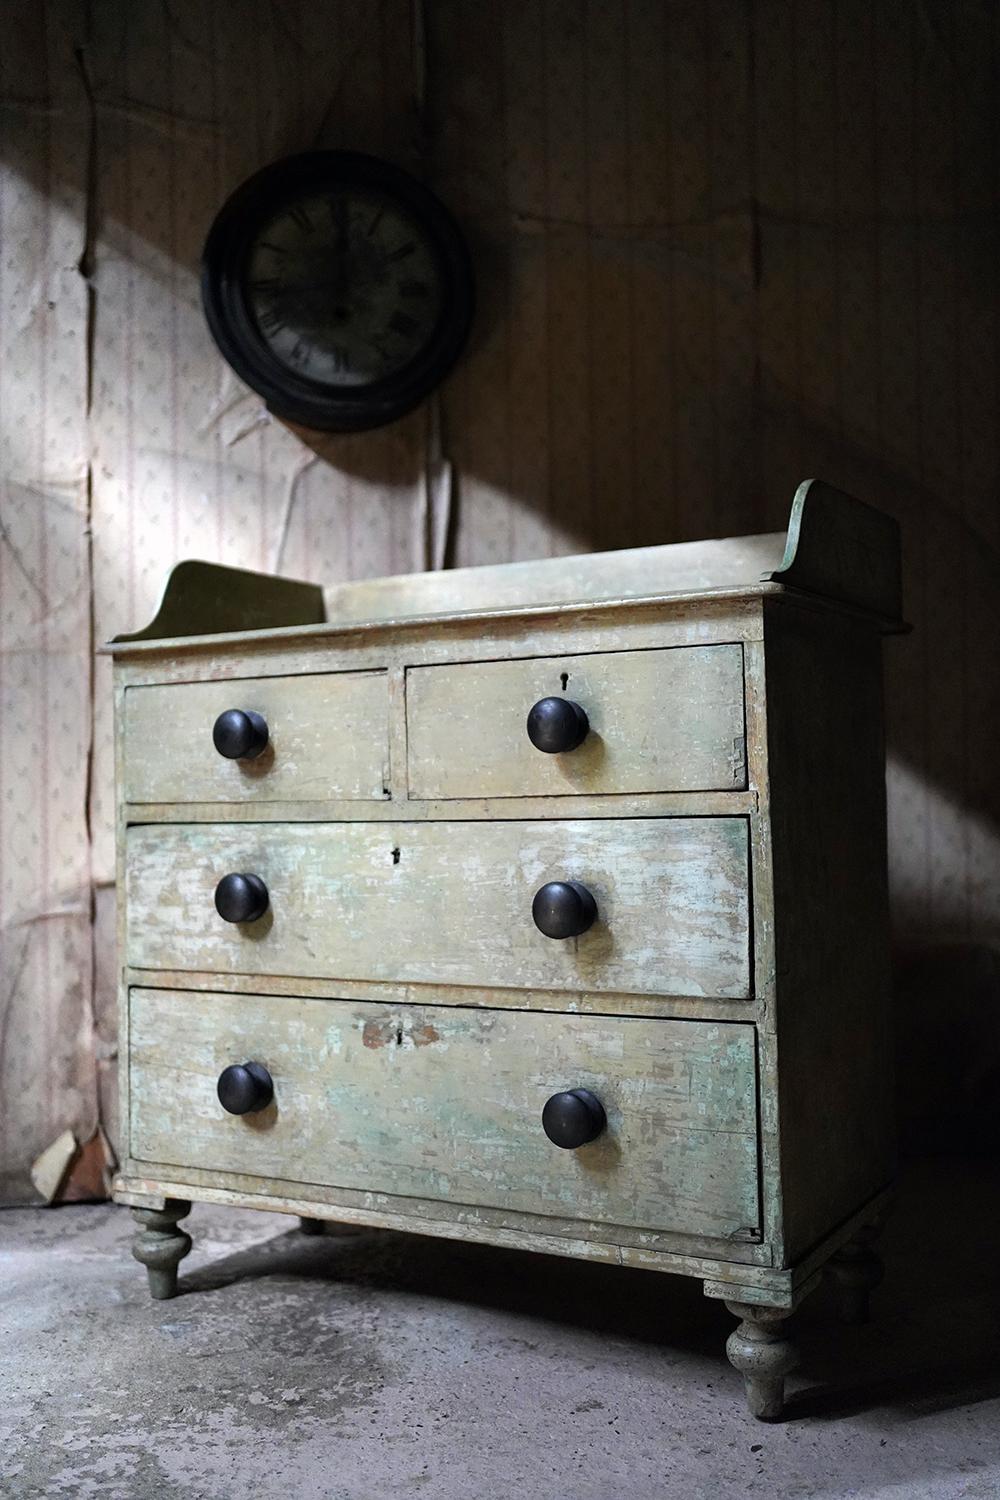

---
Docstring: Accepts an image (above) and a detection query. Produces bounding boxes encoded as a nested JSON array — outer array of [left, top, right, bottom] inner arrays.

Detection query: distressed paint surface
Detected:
[[110, 595, 766, 675], [323, 534, 788, 622], [125, 817, 752, 999], [109, 498, 896, 1293], [123, 791, 758, 828], [406, 644, 746, 799], [129, 987, 760, 1240], [124, 671, 390, 804], [123, 963, 756, 1027]]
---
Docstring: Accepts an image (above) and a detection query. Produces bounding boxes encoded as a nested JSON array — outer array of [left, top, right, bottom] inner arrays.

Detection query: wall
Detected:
[[2, 0, 998, 1198]]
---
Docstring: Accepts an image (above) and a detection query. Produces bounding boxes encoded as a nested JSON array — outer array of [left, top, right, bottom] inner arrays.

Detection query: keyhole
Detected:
[[391, 846, 401, 865], [560, 672, 569, 692], [395, 1026, 403, 1046]]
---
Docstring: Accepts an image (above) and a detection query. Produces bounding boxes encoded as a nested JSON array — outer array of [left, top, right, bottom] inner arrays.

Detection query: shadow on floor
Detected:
[[178, 1156, 1000, 1424]]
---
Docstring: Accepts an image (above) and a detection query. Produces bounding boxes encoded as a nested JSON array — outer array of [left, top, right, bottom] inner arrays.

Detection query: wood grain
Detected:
[[125, 817, 752, 999], [124, 671, 390, 804], [406, 644, 746, 799], [129, 987, 760, 1241]]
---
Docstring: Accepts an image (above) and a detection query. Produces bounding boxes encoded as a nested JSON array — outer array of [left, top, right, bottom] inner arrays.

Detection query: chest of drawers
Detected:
[[108, 479, 904, 1420]]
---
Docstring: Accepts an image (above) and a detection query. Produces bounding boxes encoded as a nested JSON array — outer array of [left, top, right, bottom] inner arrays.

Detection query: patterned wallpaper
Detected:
[[1, 0, 998, 1196]]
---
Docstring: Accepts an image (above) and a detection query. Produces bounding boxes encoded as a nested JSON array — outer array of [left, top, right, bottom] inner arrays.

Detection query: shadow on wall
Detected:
[[895, 945, 1000, 1158], [4, 0, 1000, 1177]]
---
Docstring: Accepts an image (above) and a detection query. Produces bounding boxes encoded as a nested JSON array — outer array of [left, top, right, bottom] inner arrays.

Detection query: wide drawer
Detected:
[[129, 988, 760, 1240], [405, 645, 746, 800], [126, 817, 751, 999], [123, 672, 390, 804]]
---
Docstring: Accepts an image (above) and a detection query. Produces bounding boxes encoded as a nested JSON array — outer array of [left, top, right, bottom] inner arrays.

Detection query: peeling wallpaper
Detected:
[[1, 0, 999, 1196], [0, 6, 94, 1198]]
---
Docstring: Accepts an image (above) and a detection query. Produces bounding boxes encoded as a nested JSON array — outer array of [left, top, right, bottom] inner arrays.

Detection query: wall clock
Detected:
[[201, 151, 474, 433]]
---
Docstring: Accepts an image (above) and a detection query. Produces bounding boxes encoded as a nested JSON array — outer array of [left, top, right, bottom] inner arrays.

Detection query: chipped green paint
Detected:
[[129, 987, 759, 1241], [125, 817, 752, 999]]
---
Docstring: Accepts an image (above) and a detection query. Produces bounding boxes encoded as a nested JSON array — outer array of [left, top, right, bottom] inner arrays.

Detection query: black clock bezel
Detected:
[[201, 151, 474, 433]]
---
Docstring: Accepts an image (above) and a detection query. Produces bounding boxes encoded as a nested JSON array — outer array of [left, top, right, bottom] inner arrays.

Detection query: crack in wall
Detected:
[[75, 20, 104, 1179]]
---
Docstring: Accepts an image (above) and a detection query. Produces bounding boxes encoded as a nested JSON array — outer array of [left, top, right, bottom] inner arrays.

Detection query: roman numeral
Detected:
[[249, 278, 282, 296], [399, 279, 429, 299], [288, 204, 313, 234], [257, 308, 285, 335], [386, 241, 416, 263]]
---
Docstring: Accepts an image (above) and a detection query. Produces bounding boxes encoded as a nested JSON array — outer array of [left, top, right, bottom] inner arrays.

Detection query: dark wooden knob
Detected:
[[217, 1061, 273, 1115], [532, 880, 597, 939], [214, 872, 269, 924], [526, 697, 589, 753], [542, 1088, 606, 1149], [213, 709, 269, 760]]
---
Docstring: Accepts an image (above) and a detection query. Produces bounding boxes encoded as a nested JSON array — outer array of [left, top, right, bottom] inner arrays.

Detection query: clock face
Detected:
[[201, 152, 474, 432], [244, 188, 446, 389]]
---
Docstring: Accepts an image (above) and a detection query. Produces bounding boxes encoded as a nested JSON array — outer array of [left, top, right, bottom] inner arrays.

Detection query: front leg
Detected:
[[724, 1301, 798, 1420], [131, 1200, 192, 1300]]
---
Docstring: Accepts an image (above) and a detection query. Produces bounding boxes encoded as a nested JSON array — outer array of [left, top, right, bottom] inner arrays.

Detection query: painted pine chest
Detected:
[[107, 479, 904, 1420]]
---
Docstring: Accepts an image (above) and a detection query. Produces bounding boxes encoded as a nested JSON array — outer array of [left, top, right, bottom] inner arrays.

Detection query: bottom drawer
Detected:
[[129, 988, 760, 1242]]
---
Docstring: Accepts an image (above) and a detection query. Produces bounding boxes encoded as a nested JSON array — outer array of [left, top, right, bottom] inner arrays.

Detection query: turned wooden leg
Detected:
[[827, 1225, 884, 1325], [131, 1200, 192, 1300], [299, 1216, 324, 1235], [724, 1301, 798, 1420]]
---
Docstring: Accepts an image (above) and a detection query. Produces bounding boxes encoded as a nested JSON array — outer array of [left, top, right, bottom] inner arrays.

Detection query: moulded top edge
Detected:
[[104, 479, 906, 653]]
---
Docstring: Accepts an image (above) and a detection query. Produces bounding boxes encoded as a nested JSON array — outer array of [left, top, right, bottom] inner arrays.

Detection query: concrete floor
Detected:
[[2, 1160, 999, 1500]]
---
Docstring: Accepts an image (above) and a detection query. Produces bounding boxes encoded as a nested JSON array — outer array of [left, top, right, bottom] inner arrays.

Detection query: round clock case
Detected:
[[201, 151, 474, 433]]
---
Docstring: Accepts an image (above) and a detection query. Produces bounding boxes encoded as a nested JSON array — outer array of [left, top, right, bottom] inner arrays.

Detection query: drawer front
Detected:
[[126, 817, 751, 999], [124, 672, 390, 804], [129, 988, 760, 1240], [405, 645, 746, 800]]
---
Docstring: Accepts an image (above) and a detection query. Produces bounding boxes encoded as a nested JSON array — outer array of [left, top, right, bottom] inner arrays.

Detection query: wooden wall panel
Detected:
[[1, 0, 998, 1192]]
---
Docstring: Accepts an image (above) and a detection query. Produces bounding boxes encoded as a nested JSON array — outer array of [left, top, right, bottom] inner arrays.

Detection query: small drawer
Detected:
[[405, 645, 746, 800], [125, 816, 751, 999], [129, 988, 760, 1241], [123, 671, 390, 804]]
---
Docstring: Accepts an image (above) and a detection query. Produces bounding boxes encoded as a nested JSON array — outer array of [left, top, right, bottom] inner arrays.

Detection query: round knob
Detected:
[[542, 1088, 606, 1149], [217, 1061, 273, 1115], [532, 880, 597, 939], [526, 697, 589, 754], [214, 872, 269, 924], [213, 709, 269, 760]]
